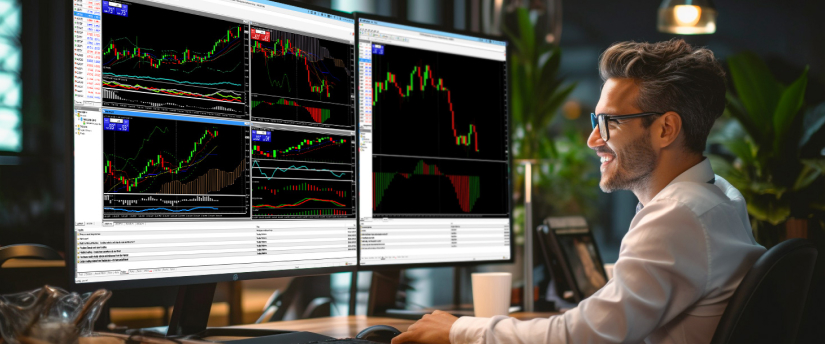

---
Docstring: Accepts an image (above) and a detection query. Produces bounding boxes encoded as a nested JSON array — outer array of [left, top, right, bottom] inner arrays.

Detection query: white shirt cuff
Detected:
[[450, 316, 493, 344]]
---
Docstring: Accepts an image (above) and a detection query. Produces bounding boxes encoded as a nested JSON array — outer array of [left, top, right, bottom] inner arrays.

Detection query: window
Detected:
[[0, 0, 20, 152]]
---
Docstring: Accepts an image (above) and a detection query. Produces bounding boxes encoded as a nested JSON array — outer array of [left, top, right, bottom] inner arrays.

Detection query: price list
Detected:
[[73, 0, 102, 105]]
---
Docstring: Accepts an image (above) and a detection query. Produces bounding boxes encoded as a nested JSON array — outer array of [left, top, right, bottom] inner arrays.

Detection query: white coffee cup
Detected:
[[471, 272, 511, 317]]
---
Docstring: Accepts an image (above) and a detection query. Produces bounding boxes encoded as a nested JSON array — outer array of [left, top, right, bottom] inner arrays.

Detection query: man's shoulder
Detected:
[[652, 179, 730, 218]]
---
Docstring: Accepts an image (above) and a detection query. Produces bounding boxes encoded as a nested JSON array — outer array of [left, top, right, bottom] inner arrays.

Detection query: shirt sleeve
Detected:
[[449, 199, 710, 344]]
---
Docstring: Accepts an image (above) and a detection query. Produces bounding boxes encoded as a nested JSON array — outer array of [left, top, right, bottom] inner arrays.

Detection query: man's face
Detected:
[[587, 78, 658, 193]]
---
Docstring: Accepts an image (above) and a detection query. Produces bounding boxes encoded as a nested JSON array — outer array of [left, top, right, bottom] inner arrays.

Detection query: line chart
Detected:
[[252, 160, 350, 179], [101, 2, 248, 118]]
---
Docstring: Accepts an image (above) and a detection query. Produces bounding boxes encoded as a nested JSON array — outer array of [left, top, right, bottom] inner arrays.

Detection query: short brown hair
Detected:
[[598, 39, 726, 154]]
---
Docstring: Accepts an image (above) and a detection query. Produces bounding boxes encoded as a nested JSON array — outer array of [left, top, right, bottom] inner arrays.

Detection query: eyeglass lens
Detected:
[[590, 113, 610, 142]]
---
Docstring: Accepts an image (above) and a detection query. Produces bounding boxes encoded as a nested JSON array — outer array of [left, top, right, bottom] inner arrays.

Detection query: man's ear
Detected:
[[655, 111, 683, 149]]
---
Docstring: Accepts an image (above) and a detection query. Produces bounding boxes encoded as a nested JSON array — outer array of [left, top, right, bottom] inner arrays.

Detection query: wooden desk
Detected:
[[222, 312, 561, 340]]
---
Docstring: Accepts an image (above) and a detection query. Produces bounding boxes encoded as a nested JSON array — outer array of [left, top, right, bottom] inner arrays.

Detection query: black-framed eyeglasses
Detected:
[[590, 112, 664, 142]]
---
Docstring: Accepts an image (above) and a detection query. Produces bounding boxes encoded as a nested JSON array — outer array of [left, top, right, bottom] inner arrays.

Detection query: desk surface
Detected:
[[224, 313, 561, 339]]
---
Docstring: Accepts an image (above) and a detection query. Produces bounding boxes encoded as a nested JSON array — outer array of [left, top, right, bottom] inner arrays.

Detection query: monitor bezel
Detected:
[[353, 11, 514, 271], [542, 222, 608, 302], [65, 0, 359, 294]]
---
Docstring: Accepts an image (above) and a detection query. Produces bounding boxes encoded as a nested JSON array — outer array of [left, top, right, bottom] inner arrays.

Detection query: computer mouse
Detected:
[[355, 325, 402, 343]]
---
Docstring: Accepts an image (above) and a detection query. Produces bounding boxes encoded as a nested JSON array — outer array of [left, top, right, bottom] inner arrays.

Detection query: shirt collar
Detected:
[[664, 157, 715, 187], [636, 157, 715, 214]]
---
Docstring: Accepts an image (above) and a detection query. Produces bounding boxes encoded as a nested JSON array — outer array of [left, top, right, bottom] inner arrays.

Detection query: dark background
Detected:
[[2, 0, 823, 262]]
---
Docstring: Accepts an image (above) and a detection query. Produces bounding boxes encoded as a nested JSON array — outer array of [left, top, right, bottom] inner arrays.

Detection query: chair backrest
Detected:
[[711, 238, 818, 344], [0, 244, 63, 265]]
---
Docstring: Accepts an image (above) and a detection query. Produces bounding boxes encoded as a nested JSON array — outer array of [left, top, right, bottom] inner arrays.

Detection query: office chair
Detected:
[[256, 275, 335, 323], [710, 238, 817, 344]]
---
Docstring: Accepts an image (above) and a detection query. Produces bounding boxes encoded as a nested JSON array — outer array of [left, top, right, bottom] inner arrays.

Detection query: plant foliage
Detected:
[[709, 52, 825, 244]]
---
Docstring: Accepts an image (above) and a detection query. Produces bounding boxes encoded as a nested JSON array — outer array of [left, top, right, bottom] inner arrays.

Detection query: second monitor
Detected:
[[356, 14, 512, 267]]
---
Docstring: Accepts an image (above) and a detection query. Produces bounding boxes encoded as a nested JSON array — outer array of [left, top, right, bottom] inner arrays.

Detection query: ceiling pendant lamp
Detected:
[[658, 0, 717, 34]]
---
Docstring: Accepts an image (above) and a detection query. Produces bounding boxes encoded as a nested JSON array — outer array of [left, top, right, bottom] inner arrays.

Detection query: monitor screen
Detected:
[[554, 230, 607, 299], [71, 0, 357, 287], [356, 16, 511, 266]]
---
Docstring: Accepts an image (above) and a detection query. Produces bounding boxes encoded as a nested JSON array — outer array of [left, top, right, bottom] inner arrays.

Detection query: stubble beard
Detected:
[[599, 133, 657, 193]]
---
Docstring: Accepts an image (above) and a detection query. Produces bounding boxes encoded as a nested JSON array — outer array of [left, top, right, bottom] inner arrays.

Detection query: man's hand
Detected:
[[391, 310, 459, 344]]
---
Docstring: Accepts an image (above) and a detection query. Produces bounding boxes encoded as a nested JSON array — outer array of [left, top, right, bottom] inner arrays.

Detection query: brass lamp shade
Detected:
[[658, 0, 717, 34]]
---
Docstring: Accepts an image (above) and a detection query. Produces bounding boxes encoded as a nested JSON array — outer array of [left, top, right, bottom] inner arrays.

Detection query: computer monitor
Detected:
[[538, 217, 608, 303], [355, 13, 512, 268], [68, 0, 356, 334]]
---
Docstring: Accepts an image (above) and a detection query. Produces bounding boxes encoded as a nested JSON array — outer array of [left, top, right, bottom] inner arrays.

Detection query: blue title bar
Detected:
[[246, 0, 354, 24], [359, 18, 506, 46], [102, 109, 250, 126]]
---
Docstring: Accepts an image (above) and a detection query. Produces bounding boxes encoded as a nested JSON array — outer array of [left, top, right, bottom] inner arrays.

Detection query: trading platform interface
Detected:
[[73, 0, 356, 284], [357, 18, 511, 265]]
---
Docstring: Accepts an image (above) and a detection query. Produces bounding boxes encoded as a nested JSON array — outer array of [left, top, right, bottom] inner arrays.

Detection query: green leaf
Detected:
[[749, 180, 786, 197], [800, 102, 825, 149], [746, 195, 791, 225], [516, 8, 534, 60], [793, 164, 822, 191], [727, 53, 782, 142], [773, 66, 808, 153], [724, 93, 762, 144], [501, 25, 526, 59], [719, 138, 756, 166], [537, 83, 575, 127]]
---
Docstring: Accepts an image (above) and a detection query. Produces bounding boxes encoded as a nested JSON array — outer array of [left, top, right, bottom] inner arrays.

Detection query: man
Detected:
[[392, 39, 766, 344]]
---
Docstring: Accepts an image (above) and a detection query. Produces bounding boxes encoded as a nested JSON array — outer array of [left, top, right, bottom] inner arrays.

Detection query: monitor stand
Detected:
[[141, 282, 334, 343]]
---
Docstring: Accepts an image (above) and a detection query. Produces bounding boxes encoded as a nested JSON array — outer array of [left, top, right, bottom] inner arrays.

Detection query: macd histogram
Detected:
[[371, 44, 507, 161], [371, 156, 508, 217], [251, 97, 352, 129], [103, 115, 250, 218], [101, 3, 248, 119]]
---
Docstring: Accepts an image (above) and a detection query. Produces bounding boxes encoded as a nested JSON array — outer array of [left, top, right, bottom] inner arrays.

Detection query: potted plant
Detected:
[[709, 52, 825, 247], [503, 7, 597, 237]]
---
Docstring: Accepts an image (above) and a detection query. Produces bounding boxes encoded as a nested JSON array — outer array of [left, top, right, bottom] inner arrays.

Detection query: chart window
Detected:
[[357, 18, 511, 265], [72, 0, 357, 284]]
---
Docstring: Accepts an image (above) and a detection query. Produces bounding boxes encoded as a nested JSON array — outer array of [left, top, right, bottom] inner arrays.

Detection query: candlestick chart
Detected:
[[250, 27, 353, 128], [371, 156, 508, 217], [251, 128, 355, 219], [103, 115, 250, 218], [371, 44, 507, 161], [101, 3, 248, 119]]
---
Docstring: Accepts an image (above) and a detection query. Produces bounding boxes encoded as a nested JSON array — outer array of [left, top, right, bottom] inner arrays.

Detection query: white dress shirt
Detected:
[[450, 158, 766, 344]]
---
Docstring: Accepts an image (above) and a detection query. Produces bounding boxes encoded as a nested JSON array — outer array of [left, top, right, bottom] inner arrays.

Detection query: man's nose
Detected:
[[587, 126, 604, 149]]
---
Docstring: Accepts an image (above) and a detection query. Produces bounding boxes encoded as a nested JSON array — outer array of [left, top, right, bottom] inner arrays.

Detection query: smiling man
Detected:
[[392, 39, 766, 344]]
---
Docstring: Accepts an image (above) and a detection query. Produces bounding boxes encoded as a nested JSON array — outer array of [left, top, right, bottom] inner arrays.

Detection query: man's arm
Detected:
[[395, 199, 709, 344]]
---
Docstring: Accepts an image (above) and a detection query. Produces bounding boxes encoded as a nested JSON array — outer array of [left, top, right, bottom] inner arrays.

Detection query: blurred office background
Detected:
[[2, 0, 823, 327]]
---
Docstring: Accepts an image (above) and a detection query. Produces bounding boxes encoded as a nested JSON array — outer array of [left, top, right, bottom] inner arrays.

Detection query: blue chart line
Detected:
[[103, 207, 219, 213], [252, 161, 347, 179], [102, 72, 242, 87]]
